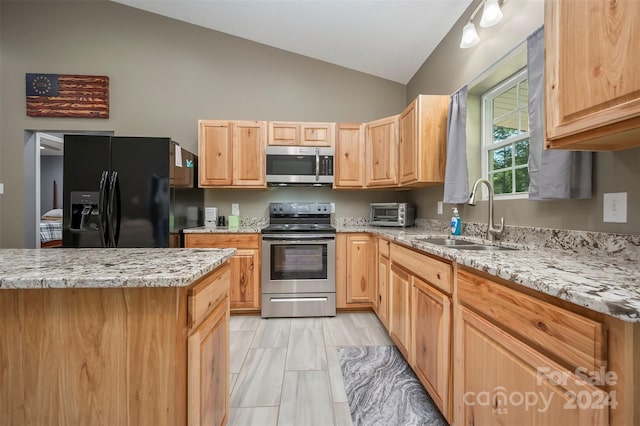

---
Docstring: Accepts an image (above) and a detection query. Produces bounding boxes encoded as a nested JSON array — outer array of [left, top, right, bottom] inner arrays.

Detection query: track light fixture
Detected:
[[460, 0, 505, 49]]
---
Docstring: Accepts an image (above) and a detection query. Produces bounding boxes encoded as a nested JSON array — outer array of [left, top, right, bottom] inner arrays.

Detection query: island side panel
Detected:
[[0, 286, 187, 426]]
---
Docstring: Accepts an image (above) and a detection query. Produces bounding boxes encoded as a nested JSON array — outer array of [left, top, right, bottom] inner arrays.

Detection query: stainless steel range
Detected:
[[261, 202, 336, 318]]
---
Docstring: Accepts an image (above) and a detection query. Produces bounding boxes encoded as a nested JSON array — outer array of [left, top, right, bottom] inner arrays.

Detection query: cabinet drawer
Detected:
[[184, 234, 260, 249], [390, 243, 451, 294], [187, 263, 230, 329], [457, 269, 606, 372], [378, 238, 390, 257]]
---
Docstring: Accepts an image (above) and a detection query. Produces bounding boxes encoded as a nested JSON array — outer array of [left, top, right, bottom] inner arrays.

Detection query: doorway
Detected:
[[23, 129, 114, 248]]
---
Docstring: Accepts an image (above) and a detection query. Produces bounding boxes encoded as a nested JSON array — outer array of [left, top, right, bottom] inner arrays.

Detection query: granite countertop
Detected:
[[337, 225, 640, 323], [184, 225, 264, 234], [0, 248, 236, 289]]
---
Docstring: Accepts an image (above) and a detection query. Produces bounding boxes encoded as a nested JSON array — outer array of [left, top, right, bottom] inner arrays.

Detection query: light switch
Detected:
[[437, 201, 443, 215], [603, 192, 627, 223], [0, 183, 3, 194]]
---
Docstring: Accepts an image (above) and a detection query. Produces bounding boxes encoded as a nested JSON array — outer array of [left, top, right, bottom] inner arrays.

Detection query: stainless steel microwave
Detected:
[[266, 146, 334, 186], [370, 203, 416, 227]]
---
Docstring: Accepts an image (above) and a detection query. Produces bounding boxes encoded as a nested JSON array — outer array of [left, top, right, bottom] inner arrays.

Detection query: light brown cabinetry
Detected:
[[412, 276, 451, 422], [375, 237, 390, 328], [336, 233, 373, 309], [388, 242, 453, 419], [0, 264, 231, 426], [198, 120, 266, 188], [457, 306, 608, 425], [187, 265, 230, 426], [365, 115, 399, 187], [455, 268, 609, 425], [184, 234, 261, 312], [545, 0, 640, 150], [398, 95, 449, 185], [389, 262, 412, 361], [268, 122, 335, 146], [334, 123, 366, 188]]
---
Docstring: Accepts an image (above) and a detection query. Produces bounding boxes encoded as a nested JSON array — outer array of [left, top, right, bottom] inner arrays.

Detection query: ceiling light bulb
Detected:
[[460, 22, 480, 49], [480, 0, 503, 28]]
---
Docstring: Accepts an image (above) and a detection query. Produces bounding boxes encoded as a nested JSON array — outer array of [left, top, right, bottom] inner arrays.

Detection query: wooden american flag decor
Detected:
[[26, 73, 109, 118]]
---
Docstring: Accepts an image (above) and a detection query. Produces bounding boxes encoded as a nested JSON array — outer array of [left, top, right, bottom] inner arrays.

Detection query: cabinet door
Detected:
[[229, 249, 260, 310], [412, 277, 451, 422], [300, 122, 335, 147], [399, 99, 418, 184], [398, 95, 449, 186], [188, 299, 229, 426], [389, 263, 411, 361], [268, 122, 300, 145], [233, 121, 266, 187], [345, 234, 373, 305], [199, 120, 232, 186], [457, 307, 609, 426], [377, 252, 389, 329], [334, 123, 365, 188], [545, 0, 640, 150], [366, 116, 398, 187]]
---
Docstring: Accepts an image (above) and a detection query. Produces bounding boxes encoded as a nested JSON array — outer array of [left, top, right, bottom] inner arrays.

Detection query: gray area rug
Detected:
[[337, 346, 448, 426]]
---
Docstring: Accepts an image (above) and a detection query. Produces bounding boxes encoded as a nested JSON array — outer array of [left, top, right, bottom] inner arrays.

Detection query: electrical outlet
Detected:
[[0, 183, 3, 195], [603, 192, 627, 223], [330, 203, 335, 213], [437, 201, 443, 215], [231, 203, 239, 216]]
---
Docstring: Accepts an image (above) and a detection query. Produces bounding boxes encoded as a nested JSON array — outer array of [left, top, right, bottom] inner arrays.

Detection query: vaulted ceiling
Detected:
[[111, 0, 472, 84]]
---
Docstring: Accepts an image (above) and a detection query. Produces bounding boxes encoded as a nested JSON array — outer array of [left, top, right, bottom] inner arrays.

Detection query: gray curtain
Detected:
[[527, 26, 592, 200], [444, 86, 470, 204]]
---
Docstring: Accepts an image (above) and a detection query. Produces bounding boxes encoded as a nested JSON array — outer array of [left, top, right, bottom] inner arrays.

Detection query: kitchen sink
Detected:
[[415, 237, 516, 251]]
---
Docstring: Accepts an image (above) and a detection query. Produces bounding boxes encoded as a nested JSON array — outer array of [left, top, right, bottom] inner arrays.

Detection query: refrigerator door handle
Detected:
[[107, 171, 121, 247], [98, 170, 109, 247]]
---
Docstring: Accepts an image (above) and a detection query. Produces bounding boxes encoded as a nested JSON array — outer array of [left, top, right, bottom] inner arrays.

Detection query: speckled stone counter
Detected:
[[0, 248, 236, 289], [184, 225, 264, 234], [337, 225, 640, 322]]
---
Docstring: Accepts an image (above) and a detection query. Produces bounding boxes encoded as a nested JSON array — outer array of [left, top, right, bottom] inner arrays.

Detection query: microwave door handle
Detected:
[[315, 148, 320, 181]]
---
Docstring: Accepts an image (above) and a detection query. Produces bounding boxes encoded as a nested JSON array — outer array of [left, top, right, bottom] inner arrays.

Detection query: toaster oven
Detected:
[[370, 203, 416, 227]]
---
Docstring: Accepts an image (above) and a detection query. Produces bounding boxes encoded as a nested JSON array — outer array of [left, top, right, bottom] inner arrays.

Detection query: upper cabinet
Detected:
[[366, 115, 399, 187], [334, 123, 366, 188], [199, 120, 266, 188], [545, 0, 640, 151], [268, 122, 335, 147], [399, 95, 449, 186]]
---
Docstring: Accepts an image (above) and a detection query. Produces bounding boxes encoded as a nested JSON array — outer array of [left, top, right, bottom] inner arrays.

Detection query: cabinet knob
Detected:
[[437, 273, 441, 280]]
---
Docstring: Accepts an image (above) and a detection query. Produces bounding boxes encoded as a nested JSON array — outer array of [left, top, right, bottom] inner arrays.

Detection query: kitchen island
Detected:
[[0, 248, 235, 426]]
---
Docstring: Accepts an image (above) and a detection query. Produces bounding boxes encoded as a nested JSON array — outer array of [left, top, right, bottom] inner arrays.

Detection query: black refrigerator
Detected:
[[62, 135, 203, 248]]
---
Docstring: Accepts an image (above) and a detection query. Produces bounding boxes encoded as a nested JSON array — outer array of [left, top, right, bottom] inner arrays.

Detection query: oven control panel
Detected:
[[269, 202, 332, 215]]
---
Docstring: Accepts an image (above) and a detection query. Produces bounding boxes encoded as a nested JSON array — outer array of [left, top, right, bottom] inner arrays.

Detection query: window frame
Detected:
[[480, 68, 530, 200]]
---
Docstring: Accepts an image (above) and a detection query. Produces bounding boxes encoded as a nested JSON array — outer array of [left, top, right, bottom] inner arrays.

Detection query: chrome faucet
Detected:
[[468, 178, 505, 241]]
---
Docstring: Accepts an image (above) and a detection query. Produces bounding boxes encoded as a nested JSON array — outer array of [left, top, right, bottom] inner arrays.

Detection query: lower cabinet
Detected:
[[188, 296, 229, 426], [184, 233, 261, 312], [389, 262, 412, 361], [458, 306, 609, 425], [376, 238, 390, 329], [336, 233, 374, 308], [412, 276, 451, 422], [186, 263, 231, 426]]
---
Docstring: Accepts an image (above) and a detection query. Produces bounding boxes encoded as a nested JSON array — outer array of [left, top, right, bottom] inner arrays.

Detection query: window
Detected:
[[481, 69, 529, 198]]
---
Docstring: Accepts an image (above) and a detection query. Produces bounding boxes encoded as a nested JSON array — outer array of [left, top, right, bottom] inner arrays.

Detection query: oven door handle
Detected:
[[262, 235, 335, 242]]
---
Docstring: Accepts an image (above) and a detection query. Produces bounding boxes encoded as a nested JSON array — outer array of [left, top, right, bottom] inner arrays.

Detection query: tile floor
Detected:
[[228, 312, 394, 426]]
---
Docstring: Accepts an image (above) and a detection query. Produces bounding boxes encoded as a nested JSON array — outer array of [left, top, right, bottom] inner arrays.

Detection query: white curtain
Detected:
[[443, 86, 470, 204], [527, 26, 592, 200]]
